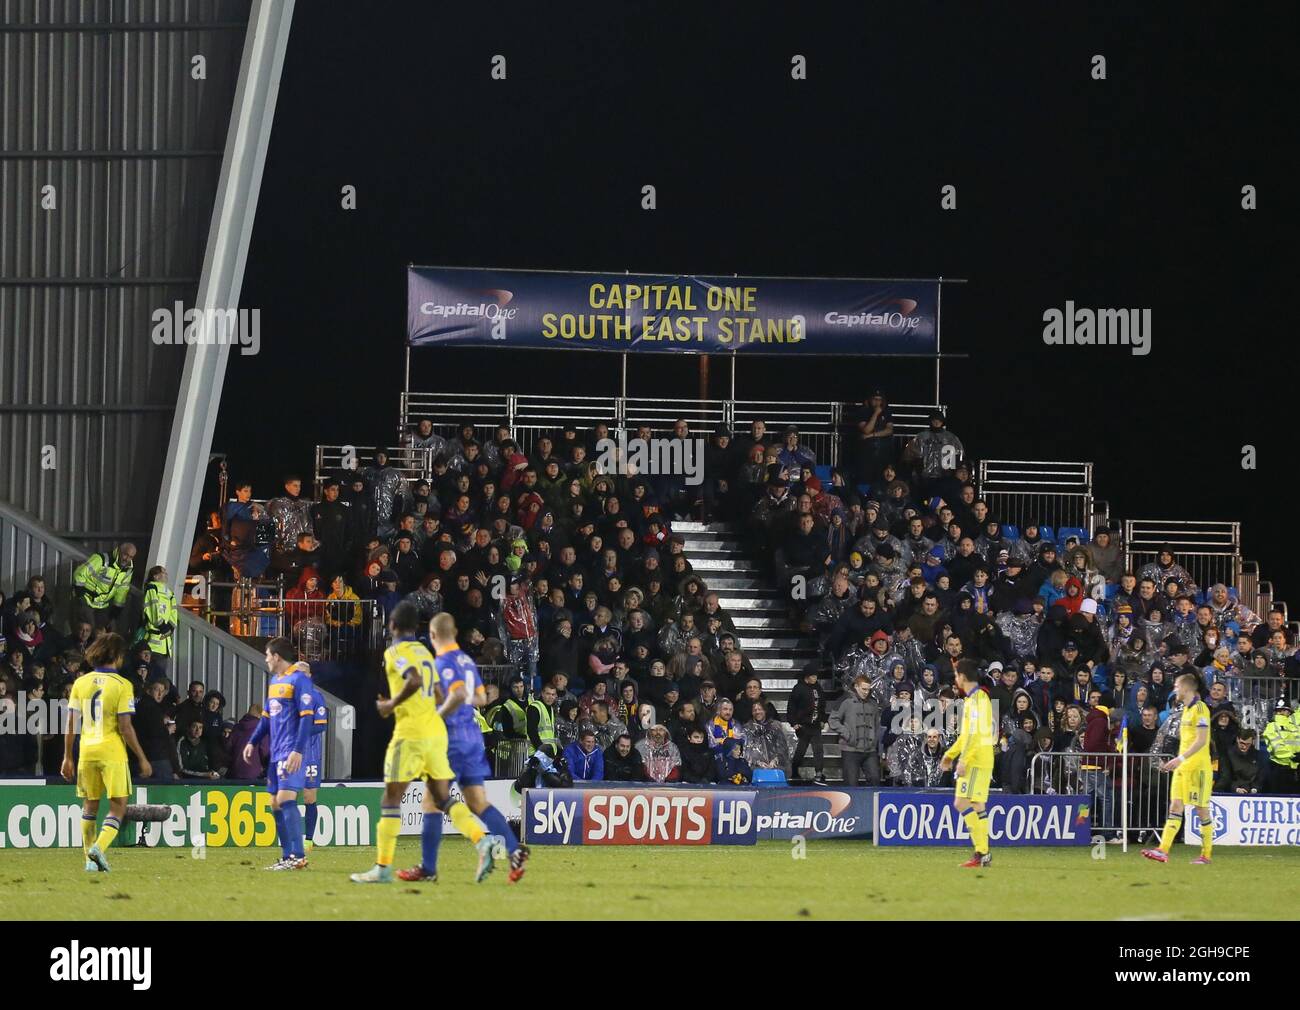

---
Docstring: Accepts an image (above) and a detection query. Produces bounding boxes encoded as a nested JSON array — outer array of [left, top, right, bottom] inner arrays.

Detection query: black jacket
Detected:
[[786, 679, 826, 729]]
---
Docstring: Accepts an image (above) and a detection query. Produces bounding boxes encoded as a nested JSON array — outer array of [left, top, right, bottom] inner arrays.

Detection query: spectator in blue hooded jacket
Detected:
[[563, 728, 604, 781]]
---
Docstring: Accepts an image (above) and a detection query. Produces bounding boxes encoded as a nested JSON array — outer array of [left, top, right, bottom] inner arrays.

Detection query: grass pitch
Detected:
[[4, 842, 1297, 920]]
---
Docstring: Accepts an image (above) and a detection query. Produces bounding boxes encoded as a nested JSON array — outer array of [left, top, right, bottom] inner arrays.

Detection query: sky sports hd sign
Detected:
[[525, 788, 757, 845], [873, 793, 1091, 846]]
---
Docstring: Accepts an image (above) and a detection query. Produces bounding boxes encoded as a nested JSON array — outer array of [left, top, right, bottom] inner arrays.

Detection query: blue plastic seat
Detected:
[[1002, 524, 1021, 541], [1057, 526, 1089, 546], [814, 464, 833, 484], [751, 769, 788, 787], [1039, 526, 1055, 544], [856, 483, 872, 495]]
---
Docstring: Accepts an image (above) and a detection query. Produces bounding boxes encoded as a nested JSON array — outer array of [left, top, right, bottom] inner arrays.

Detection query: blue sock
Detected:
[[304, 802, 318, 845], [478, 805, 519, 855], [280, 800, 305, 858], [272, 806, 289, 858], [421, 811, 443, 874]]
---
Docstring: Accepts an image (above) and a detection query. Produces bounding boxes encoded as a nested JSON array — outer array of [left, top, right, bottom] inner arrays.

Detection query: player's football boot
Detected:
[[1190, 855, 1212, 865], [474, 835, 501, 882], [396, 865, 437, 882], [1141, 848, 1169, 863], [288, 856, 308, 869], [264, 857, 288, 870], [959, 852, 990, 868], [508, 842, 531, 883], [84, 858, 100, 872], [349, 864, 393, 883], [87, 844, 111, 873]]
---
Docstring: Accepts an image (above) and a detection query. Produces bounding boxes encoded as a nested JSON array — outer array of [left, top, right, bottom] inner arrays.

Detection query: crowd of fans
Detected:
[[0, 572, 269, 780], [179, 396, 1300, 799]]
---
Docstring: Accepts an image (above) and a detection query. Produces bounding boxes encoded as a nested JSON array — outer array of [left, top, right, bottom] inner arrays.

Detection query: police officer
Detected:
[[1260, 698, 1299, 793], [138, 565, 178, 680], [72, 542, 137, 630]]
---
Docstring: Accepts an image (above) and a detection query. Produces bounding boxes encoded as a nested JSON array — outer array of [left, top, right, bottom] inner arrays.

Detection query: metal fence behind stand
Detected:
[[977, 460, 1095, 535], [395, 392, 947, 471], [1123, 519, 1242, 593]]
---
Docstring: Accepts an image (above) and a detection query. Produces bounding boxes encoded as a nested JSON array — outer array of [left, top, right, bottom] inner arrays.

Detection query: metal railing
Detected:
[[1029, 750, 1172, 835], [0, 503, 354, 777], [976, 460, 1096, 536], [313, 445, 434, 493], [396, 391, 946, 471], [1123, 519, 1242, 593], [1226, 675, 1300, 732]]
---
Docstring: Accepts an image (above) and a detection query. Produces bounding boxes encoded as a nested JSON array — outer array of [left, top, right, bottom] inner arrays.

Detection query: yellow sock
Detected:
[[962, 809, 985, 853], [447, 801, 485, 844], [975, 809, 990, 854], [81, 814, 97, 858], [1199, 813, 1212, 859], [94, 815, 120, 852], [1159, 814, 1182, 853], [377, 807, 401, 866]]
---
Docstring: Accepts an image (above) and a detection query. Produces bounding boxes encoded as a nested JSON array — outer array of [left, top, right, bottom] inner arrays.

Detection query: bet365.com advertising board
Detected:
[[0, 780, 522, 849], [1184, 795, 1300, 846], [0, 783, 378, 849], [524, 787, 758, 845], [873, 792, 1092, 846]]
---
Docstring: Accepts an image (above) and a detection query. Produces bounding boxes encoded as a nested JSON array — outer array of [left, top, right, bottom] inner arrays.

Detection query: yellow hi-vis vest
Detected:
[[141, 581, 178, 656]]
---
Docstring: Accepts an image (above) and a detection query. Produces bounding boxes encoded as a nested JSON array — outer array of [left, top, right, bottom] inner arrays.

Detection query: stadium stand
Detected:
[[7, 388, 1297, 800]]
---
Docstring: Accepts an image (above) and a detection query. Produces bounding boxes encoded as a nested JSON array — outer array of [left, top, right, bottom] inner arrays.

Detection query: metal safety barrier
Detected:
[[976, 460, 1096, 536], [0, 502, 355, 778], [397, 391, 947, 471], [314, 445, 434, 493], [1030, 749, 1172, 836], [1123, 519, 1242, 593]]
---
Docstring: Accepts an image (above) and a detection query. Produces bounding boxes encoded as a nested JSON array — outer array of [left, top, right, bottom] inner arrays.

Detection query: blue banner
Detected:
[[524, 787, 757, 845], [755, 787, 876, 840], [407, 266, 939, 355], [873, 792, 1092, 846]]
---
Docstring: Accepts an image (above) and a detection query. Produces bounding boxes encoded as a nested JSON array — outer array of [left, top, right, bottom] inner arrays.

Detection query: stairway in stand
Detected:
[[671, 520, 844, 782]]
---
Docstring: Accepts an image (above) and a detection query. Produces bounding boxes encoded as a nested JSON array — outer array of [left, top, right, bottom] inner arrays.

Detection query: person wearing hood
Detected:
[[227, 701, 268, 781], [1024, 542, 1063, 598], [1088, 527, 1123, 583], [826, 594, 892, 661], [636, 724, 682, 783], [677, 724, 718, 783], [742, 700, 791, 776], [603, 733, 644, 782], [1139, 547, 1198, 598]]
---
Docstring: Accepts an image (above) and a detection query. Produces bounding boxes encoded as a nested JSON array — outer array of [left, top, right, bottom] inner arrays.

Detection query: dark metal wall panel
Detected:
[[1, 0, 250, 552]]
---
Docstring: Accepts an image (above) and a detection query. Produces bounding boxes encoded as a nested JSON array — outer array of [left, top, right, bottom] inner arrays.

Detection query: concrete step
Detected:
[[750, 657, 806, 672], [711, 586, 782, 600], [736, 636, 816, 651], [671, 521, 740, 534], [689, 558, 765, 573], [679, 539, 747, 552], [695, 575, 768, 590], [732, 615, 799, 631], [717, 597, 787, 611]]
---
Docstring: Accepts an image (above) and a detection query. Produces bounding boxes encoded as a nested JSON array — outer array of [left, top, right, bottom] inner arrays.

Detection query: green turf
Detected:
[[4, 842, 1298, 920]]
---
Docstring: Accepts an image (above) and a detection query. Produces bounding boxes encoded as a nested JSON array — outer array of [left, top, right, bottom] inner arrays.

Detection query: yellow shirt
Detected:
[[384, 638, 443, 741], [1178, 699, 1212, 772], [69, 669, 136, 762], [945, 687, 995, 769]]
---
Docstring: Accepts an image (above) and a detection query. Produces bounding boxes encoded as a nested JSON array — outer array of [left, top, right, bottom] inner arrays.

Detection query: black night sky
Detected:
[[220, 3, 1295, 599]]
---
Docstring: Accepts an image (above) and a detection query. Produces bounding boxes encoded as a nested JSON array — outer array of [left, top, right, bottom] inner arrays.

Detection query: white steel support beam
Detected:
[[149, 0, 295, 595]]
